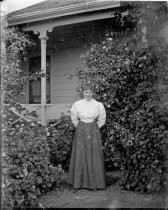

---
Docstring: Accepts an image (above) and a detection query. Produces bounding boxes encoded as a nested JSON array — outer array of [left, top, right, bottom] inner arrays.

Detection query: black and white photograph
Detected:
[[1, 0, 168, 208]]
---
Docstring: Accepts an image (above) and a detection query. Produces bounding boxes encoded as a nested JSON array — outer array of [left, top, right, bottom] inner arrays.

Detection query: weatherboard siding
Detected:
[[52, 47, 85, 104], [18, 47, 87, 121], [21, 103, 72, 123]]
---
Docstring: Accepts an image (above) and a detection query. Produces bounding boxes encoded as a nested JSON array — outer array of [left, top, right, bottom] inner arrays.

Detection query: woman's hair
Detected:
[[82, 83, 95, 92]]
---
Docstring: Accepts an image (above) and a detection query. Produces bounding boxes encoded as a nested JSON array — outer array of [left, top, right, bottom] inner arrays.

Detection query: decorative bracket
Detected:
[[22, 22, 54, 37]]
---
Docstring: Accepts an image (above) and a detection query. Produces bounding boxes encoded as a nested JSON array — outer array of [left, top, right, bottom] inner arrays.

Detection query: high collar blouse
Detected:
[[71, 98, 106, 128]]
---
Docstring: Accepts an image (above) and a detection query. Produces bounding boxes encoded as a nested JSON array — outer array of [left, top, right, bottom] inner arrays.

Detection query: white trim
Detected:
[[21, 103, 72, 108], [22, 10, 116, 33], [26, 50, 53, 105], [8, 1, 120, 26], [50, 52, 54, 104]]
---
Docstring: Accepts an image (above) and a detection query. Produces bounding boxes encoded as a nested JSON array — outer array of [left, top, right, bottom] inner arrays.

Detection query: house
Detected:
[[7, 0, 121, 125], [8, 0, 168, 125]]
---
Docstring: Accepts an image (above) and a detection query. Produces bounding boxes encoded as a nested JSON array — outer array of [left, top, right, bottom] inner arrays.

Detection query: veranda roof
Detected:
[[8, 0, 120, 26]]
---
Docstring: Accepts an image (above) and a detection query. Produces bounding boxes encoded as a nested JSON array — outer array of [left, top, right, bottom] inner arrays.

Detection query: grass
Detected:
[[38, 170, 167, 208]]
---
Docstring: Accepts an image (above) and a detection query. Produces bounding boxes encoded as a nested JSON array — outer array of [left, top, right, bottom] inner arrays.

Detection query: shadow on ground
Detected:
[[39, 172, 167, 208]]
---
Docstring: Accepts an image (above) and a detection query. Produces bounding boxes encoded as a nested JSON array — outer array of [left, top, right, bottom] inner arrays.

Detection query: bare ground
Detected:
[[39, 172, 167, 208]]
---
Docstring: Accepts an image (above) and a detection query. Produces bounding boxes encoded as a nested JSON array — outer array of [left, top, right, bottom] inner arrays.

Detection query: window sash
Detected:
[[29, 56, 50, 104]]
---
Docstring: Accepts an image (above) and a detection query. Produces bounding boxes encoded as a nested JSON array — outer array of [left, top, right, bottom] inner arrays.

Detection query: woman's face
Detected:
[[83, 89, 93, 101]]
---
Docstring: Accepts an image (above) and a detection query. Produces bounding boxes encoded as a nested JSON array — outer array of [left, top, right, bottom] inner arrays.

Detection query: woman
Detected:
[[66, 84, 106, 190]]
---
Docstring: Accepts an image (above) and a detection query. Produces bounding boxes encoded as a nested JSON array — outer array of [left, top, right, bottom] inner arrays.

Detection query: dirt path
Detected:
[[39, 183, 167, 208]]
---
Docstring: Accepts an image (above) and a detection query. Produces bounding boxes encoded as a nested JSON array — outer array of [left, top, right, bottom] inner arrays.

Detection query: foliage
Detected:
[[71, 2, 168, 193], [113, 1, 168, 43], [2, 26, 32, 108], [1, 25, 41, 116], [1, 23, 63, 208], [47, 115, 75, 171], [1, 4, 168, 206], [2, 120, 63, 208], [47, 115, 120, 171]]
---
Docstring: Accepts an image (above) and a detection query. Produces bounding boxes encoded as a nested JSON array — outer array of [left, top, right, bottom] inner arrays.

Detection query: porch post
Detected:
[[39, 36, 49, 126], [139, 18, 147, 45]]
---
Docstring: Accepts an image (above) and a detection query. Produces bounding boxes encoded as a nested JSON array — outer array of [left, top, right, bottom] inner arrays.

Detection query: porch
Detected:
[[10, 1, 121, 125]]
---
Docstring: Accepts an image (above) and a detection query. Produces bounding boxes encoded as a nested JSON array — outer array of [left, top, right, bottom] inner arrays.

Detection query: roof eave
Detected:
[[8, 0, 120, 26]]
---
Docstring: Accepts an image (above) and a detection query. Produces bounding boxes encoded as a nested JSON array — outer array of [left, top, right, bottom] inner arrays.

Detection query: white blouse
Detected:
[[71, 98, 106, 128]]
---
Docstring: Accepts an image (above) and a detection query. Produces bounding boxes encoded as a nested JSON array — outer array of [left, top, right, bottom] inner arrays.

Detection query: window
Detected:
[[29, 56, 50, 104]]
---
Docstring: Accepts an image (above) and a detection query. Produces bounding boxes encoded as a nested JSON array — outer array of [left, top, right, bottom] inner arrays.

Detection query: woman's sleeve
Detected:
[[97, 102, 106, 128], [71, 103, 79, 127]]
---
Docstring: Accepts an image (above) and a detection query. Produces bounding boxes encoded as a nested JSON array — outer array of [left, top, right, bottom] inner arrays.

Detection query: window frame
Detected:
[[25, 50, 54, 104]]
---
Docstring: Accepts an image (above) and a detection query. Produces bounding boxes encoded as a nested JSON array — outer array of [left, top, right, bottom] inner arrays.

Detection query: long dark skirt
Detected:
[[66, 120, 106, 189]]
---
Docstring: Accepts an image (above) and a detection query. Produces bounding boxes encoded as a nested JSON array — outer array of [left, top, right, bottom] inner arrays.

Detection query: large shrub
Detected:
[[1, 24, 63, 208], [47, 115, 115, 171], [47, 115, 75, 171], [73, 26, 168, 192], [2, 120, 63, 208], [69, 1, 168, 193]]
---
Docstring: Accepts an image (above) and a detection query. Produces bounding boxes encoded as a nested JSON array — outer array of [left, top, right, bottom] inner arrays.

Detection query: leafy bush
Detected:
[[73, 31, 168, 193], [47, 115, 75, 171], [2, 120, 63, 208], [47, 114, 120, 171], [1, 21, 64, 208]]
